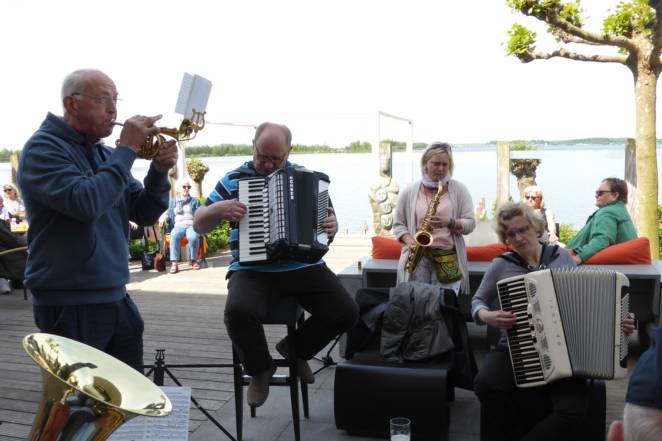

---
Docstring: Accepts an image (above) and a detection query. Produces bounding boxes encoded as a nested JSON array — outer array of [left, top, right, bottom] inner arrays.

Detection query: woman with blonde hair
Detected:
[[393, 142, 475, 295], [163, 178, 201, 273], [523, 185, 559, 245], [2, 183, 25, 220]]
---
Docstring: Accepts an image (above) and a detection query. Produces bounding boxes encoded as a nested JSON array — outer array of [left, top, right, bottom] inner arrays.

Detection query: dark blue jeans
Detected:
[[225, 265, 359, 376], [33, 295, 144, 372]]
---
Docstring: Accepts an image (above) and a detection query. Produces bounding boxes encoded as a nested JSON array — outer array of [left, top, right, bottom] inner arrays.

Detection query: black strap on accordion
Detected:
[[497, 243, 560, 272]]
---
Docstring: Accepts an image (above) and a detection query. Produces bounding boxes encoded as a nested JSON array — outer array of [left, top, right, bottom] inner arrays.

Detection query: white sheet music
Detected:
[[174, 73, 212, 119], [109, 386, 191, 441]]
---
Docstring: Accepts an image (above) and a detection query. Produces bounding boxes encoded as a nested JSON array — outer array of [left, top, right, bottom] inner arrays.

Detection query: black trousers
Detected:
[[33, 295, 145, 372], [225, 265, 359, 376], [473, 347, 589, 441]]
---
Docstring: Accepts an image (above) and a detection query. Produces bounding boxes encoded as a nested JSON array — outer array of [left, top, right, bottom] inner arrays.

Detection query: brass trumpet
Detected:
[[405, 181, 444, 273], [114, 109, 206, 159], [24, 333, 172, 441]]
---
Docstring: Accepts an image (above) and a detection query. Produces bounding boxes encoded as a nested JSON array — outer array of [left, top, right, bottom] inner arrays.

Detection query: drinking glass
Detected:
[[390, 417, 411, 441]]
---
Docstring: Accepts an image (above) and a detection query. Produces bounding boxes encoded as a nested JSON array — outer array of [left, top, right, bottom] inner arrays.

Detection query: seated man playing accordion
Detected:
[[193, 122, 358, 408]]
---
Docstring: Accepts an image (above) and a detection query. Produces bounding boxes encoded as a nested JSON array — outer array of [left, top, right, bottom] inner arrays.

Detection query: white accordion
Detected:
[[496, 268, 629, 388]]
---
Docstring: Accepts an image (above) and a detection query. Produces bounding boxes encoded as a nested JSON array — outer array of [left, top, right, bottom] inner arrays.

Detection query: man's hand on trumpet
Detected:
[[152, 139, 178, 173], [115, 114, 162, 153]]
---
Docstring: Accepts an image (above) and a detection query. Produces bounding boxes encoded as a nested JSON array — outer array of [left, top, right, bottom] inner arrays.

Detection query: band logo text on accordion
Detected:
[[238, 166, 330, 264], [496, 268, 629, 388]]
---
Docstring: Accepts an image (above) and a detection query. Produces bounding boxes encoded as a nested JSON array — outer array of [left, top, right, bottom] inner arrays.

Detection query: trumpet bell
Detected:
[[24, 333, 172, 441]]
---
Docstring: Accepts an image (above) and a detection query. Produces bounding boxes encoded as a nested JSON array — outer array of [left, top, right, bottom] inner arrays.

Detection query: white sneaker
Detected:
[[0, 278, 11, 295]]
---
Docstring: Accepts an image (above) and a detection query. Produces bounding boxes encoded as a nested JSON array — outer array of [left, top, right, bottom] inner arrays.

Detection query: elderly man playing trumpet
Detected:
[[18, 68, 177, 371]]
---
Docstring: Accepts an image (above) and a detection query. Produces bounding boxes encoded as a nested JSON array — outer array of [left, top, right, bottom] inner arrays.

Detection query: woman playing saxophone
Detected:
[[393, 142, 475, 295]]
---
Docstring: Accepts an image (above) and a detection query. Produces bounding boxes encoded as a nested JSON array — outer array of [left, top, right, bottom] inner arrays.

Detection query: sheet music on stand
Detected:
[[174, 73, 212, 119], [109, 386, 191, 441]]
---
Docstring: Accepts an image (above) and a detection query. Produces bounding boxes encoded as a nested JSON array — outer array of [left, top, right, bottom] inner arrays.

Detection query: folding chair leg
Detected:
[[301, 380, 309, 419]]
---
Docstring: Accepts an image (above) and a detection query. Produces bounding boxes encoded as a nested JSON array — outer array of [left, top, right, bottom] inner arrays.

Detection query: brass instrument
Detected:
[[23, 333, 172, 441], [115, 109, 206, 159], [405, 181, 444, 274]]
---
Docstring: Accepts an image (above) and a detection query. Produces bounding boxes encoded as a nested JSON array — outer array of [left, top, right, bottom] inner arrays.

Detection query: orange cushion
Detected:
[[371, 236, 401, 260], [466, 243, 512, 262], [581, 237, 651, 265]]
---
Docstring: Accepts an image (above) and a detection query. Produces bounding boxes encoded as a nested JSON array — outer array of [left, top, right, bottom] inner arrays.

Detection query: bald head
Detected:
[[61, 69, 113, 103]]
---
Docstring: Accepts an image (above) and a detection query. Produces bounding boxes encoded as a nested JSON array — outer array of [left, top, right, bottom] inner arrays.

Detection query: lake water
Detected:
[[4, 144, 662, 233]]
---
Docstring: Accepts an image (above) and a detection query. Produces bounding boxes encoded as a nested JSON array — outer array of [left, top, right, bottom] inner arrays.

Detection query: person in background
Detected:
[[0, 197, 10, 223], [162, 178, 201, 273], [393, 142, 475, 295], [567, 177, 637, 265], [2, 183, 25, 220], [472, 202, 635, 441], [17, 68, 177, 371], [522, 185, 559, 245], [193, 122, 358, 408], [608, 326, 662, 441]]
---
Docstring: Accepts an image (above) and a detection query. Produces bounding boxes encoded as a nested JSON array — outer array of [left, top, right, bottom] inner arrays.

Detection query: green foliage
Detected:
[[506, 24, 537, 61], [559, 223, 578, 244], [186, 157, 209, 182], [510, 140, 538, 151], [205, 221, 231, 254], [603, 0, 655, 38], [507, 0, 562, 18], [559, 1, 583, 27]]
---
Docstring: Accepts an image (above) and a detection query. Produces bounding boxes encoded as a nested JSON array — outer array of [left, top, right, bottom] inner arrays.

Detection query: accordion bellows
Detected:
[[497, 267, 629, 388]]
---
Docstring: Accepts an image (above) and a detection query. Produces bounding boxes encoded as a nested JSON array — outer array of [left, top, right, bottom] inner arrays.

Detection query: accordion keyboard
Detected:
[[238, 177, 269, 263]]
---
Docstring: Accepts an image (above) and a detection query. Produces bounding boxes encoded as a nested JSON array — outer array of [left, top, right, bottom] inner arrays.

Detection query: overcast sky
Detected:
[[0, 0, 650, 149]]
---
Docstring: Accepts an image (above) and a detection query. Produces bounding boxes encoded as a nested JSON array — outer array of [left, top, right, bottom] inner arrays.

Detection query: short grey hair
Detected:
[[495, 202, 545, 244], [61, 69, 108, 101]]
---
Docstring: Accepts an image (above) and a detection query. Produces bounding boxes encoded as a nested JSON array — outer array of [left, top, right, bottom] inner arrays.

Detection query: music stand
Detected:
[[312, 333, 342, 375], [143, 349, 237, 441]]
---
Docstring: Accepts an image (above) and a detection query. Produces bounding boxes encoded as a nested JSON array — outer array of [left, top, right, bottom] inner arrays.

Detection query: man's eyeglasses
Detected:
[[253, 145, 288, 165], [182, 185, 191, 189], [3, 188, 12, 193], [524, 195, 540, 200], [71, 93, 121, 106], [505, 224, 530, 239], [595, 190, 612, 198]]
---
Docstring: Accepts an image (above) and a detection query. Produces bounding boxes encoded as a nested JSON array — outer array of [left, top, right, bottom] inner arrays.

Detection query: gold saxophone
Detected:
[[115, 109, 206, 159], [405, 181, 444, 273]]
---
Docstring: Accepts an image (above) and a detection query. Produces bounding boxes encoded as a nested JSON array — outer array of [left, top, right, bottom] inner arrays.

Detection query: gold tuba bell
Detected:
[[115, 109, 206, 159], [23, 333, 172, 441], [405, 181, 444, 274]]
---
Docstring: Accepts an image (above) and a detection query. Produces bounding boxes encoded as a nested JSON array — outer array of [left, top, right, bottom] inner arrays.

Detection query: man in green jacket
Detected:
[[568, 177, 637, 264]]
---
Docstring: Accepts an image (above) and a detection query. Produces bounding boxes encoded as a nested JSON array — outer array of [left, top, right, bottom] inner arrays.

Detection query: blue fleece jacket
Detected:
[[18, 113, 170, 306]]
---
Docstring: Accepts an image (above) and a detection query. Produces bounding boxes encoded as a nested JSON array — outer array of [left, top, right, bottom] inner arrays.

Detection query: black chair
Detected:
[[232, 298, 310, 441], [0, 222, 28, 300]]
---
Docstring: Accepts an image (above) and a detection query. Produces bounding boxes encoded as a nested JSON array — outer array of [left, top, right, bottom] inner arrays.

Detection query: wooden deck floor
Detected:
[[0, 239, 641, 440]]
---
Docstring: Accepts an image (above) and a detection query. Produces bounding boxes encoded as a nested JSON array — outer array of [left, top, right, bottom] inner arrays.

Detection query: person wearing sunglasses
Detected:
[[162, 178, 201, 273], [472, 202, 635, 441], [1, 183, 25, 221], [17, 69, 177, 371], [567, 177, 637, 265], [522, 185, 559, 245]]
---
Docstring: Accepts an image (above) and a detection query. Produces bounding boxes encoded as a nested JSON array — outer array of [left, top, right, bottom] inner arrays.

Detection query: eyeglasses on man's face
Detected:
[[182, 185, 191, 189], [253, 145, 288, 165], [3, 188, 13, 193], [71, 93, 121, 107], [595, 190, 613, 198], [524, 195, 541, 200]]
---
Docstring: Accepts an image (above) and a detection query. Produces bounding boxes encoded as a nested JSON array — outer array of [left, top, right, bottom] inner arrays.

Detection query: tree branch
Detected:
[[521, 7, 636, 52], [650, 1, 662, 60], [530, 48, 627, 64]]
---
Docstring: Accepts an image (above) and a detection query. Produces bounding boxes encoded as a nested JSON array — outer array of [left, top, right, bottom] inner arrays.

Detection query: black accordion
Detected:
[[496, 268, 629, 388], [237, 167, 330, 264]]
